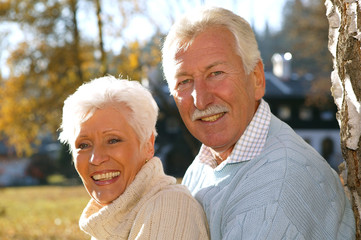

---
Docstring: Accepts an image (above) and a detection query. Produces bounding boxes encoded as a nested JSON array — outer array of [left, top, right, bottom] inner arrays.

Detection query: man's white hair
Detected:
[[58, 75, 158, 152], [162, 6, 262, 93]]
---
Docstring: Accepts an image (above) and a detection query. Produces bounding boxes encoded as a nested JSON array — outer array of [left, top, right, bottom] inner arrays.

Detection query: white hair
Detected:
[[162, 6, 262, 92], [58, 75, 158, 152]]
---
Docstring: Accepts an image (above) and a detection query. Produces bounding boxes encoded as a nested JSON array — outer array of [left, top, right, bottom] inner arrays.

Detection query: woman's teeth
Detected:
[[92, 172, 120, 181]]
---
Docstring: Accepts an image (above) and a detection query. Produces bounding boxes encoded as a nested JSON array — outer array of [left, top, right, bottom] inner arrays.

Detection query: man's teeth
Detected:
[[92, 172, 120, 181], [201, 113, 225, 122]]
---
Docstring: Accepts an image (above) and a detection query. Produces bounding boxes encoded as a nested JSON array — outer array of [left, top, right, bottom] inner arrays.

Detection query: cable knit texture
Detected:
[[79, 157, 209, 240], [183, 115, 355, 240]]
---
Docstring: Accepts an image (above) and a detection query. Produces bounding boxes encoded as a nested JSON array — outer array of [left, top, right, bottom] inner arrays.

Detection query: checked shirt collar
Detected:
[[197, 99, 271, 169]]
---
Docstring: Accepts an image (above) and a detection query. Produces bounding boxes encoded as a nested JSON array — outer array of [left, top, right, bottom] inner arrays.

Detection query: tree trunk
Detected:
[[69, 0, 84, 82], [95, 0, 108, 75], [325, 0, 361, 237]]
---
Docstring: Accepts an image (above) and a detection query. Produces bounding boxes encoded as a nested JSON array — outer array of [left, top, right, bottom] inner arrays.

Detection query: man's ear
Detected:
[[252, 60, 266, 100]]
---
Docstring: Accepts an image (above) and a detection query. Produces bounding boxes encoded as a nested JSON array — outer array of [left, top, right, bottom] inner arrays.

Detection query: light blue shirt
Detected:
[[183, 111, 355, 239]]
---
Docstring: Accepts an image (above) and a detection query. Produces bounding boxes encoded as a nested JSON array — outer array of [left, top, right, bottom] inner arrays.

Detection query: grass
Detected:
[[0, 185, 90, 240], [0, 178, 184, 239]]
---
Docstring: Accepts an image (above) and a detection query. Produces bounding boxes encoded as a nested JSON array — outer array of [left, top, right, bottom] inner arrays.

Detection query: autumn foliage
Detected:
[[0, 0, 161, 156]]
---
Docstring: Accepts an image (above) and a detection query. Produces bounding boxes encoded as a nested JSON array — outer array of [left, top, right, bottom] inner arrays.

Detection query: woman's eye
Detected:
[[109, 138, 121, 144], [78, 143, 89, 150]]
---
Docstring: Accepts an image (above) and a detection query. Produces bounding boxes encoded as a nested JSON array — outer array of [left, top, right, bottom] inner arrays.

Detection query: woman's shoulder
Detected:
[[139, 181, 208, 225], [140, 181, 204, 217], [134, 182, 210, 239], [154, 182, 197, 203]]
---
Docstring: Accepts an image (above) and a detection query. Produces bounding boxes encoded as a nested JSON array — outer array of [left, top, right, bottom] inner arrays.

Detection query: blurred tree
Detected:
[[0, 0, 151, 156], [282, 0, 332, 75], [95, 0, 107, 75], [256, 22, 289, 72], [0, 0, 89, 155], [256, 0, 331, 76], [268, 0, 335, 110], [110, 32, 162, 81]]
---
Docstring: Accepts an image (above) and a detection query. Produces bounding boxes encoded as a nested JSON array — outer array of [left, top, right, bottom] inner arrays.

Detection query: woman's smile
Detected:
[[91, 171, 120, 182]]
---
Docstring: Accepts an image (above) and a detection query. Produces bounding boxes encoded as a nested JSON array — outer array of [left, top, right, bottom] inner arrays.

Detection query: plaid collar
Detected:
[[197, 99, 271, 169]]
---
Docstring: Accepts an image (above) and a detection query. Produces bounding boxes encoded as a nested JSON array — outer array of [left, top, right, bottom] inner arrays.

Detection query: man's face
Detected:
[[171, 26, 265, 158]]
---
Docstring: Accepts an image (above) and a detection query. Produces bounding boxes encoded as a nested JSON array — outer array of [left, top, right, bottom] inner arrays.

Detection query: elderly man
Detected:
[[162, 6, 355, 240]]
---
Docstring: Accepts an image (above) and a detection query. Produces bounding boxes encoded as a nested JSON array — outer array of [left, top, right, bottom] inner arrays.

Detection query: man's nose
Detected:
[[191, 78, 213, 110]]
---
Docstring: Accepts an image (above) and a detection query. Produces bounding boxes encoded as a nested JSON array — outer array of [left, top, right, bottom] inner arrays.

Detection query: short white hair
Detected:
[[58, 75, 158, 151], [162, 6, 262, 92]]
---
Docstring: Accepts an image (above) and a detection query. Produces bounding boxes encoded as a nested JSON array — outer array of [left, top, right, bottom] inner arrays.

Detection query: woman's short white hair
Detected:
[[58, 75, 158, 151], [162, 6, 262, 93]]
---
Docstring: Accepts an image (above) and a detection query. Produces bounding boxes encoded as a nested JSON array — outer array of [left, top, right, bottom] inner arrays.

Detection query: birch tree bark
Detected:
[[325, 0, 361, 237]]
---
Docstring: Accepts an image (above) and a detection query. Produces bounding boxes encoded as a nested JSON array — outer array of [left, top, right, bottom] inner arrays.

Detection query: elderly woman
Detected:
[[58, 76, 209, 239]]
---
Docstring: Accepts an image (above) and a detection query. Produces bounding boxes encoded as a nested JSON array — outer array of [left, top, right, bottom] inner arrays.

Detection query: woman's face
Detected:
[[72, 105, 154, 206]]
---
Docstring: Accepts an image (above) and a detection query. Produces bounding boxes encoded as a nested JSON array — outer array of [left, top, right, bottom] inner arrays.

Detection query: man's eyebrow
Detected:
[[175, 61, 227, 78], [175, 71, 189, 78], [205, 61, 226, 71]]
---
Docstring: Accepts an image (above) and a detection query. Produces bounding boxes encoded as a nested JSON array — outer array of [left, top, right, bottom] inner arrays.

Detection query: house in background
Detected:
[[264, 53, 343, 172]]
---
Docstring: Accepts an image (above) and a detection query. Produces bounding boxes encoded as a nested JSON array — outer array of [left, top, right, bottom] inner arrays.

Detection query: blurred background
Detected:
[[0, 0, 338, 185], [0, 0, 340, 239]]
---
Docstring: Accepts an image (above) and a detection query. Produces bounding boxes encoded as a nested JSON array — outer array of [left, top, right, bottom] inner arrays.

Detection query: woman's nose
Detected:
[[89, 145, 108, 165]]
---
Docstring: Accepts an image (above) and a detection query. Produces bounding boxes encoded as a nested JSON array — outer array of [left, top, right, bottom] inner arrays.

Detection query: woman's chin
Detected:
[[91, 189, 122, 206]]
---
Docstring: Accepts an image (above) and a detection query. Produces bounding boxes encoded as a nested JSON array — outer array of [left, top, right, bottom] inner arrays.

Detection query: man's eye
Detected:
[[179, 79, 191, 85], [176, 79, 192, 91], [210, 71, 223, 77]]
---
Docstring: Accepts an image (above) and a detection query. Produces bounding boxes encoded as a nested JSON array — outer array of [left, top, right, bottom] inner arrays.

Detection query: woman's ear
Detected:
[[144, 133, 155, 160], [252, 60, 266, 100]]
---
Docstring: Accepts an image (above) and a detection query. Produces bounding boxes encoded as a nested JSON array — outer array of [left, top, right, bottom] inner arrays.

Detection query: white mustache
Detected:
[[191, 105, 229, 121]]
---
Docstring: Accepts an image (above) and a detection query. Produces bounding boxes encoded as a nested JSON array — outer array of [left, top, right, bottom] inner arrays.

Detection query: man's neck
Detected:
[[210, 147, 234, 165]]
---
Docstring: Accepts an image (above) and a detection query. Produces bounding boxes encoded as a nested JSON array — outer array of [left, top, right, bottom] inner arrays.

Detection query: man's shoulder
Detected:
[[259, 117, 338, 189], [264, 114, 323, 163]]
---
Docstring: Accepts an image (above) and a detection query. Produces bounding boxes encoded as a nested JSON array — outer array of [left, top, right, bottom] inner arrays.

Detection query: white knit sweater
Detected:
[[79, 157, 209, 240]]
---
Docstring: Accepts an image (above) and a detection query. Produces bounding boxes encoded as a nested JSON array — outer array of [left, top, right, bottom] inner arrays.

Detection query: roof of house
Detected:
[[264, 72, 313, 98]]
